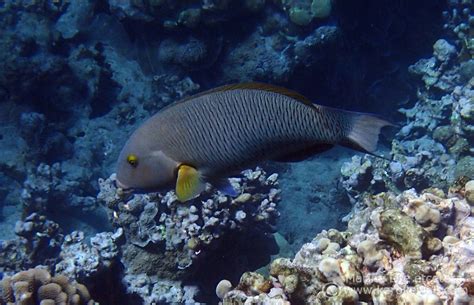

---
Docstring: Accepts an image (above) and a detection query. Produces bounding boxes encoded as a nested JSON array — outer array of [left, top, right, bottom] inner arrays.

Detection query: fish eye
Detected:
[[127, 154, 138, 167]]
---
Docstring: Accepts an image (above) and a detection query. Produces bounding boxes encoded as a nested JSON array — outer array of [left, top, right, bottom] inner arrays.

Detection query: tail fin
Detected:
[[343, 113, 394, 154]]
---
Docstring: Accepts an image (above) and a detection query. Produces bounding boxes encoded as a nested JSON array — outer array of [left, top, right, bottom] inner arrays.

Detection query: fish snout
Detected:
[[115, 178, 131, 191]]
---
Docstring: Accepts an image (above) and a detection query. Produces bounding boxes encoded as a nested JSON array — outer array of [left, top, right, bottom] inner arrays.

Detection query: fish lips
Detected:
[[114, 179, 141, 196], [115, 178, 131, 191], [114, 179, 165, 195]]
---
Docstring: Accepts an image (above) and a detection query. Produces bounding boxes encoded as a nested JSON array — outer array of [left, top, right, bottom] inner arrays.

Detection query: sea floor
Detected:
[[276, 146, 355, 251], [0, 204, 21, 240]]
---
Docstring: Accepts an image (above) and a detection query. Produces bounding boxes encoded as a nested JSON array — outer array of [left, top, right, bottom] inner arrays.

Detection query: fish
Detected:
[[116, 83, 392, 202]]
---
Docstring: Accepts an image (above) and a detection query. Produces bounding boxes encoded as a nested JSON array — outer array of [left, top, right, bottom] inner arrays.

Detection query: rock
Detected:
[[433, 39, 457, 62], [357, 240, 384, 269], [455, 156, 474, 179], [374, 209, 427, 258], [289, 6, 313, 26], [465, 180, 474, 205], [55, 0, 95, 39], [216, 279, 232, 299], [311, 0, 332, 18]]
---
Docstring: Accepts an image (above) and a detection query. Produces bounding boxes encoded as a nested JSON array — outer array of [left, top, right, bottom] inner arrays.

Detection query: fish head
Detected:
[[116, 131, 178, 192]]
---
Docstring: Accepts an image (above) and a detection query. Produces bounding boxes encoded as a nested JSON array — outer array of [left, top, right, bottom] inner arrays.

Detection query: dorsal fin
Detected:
[[211, 82, 313, 105], [168, 82, 315, 109]]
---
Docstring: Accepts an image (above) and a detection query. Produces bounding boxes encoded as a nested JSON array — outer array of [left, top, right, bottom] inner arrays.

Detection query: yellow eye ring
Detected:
[[127, 154, 138, 167]]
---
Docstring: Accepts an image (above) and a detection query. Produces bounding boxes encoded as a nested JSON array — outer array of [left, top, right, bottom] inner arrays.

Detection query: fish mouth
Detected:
[[115, 179, 147, 194], [115, 179, 133, 192], [115, 178, 164, 195]]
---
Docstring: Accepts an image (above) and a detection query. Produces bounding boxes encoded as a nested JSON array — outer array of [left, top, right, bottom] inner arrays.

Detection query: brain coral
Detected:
[[0, 268, 95, 305]]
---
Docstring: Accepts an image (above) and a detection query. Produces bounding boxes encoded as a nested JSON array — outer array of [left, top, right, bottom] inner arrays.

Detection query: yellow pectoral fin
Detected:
[[176, 164, 206, 202]]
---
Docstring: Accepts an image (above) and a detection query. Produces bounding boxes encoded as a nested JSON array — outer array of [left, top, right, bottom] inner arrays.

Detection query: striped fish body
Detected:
[[116, 83, 391, 201], [143, 88, 348, 176]]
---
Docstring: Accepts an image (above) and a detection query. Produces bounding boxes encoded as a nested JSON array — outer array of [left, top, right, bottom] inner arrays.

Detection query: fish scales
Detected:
[[155, 89, 346, 173]]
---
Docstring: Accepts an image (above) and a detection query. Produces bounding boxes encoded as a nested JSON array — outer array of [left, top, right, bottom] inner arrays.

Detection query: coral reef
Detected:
[[0, 213, 63, 273], [123, 274, 199, 304], [219, 180, 474, 304], [95, 167, 280, 303], [341, 34, 474, 201], [0, 214, 121, 289], [339, 0, 473, 202], [0, 267, 95, 305], [21, 163, 97, 214], [107, 0, 267, 27], [276, 0, 332, 26], [98, 167, 280, 279], [0, 0, 203, 227], [0, 1, 467, 304], [441, 0, 474, 59], [108, 0, 342, 83], [0, 0, 447, 241], [54, 230, 122, 283], [219, 23, 340, 83]]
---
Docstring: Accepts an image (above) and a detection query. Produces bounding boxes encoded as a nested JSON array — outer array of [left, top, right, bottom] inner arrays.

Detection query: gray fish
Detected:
[[116, 83, 391, 201]]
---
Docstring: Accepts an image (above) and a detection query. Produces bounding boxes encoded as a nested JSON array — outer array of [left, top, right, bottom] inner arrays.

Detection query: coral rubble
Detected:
[[219, 181, 474, 304], [341, 36, 474, 201], [0, 213, 63, 273], [54, 230, 121, 283], [97, 167, 280, 302]]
